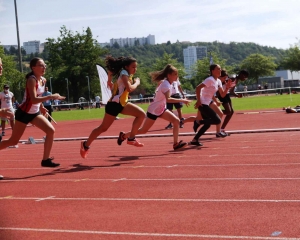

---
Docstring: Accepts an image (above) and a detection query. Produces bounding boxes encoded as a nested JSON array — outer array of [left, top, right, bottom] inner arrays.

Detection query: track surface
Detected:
[[1, 110, 300, 240]]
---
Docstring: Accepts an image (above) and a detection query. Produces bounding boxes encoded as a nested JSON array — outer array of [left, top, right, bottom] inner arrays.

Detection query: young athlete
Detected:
[[190, 64, 234, 146], [217, 69, 249, 135], [165, 78, 186, 129], [80, 56, 145, 158], [117, 64, 191, 150], [0, 57, 65, 167]]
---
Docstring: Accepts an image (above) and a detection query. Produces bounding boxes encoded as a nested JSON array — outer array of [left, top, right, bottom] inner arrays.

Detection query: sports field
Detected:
[[1, 100, 300, 239]]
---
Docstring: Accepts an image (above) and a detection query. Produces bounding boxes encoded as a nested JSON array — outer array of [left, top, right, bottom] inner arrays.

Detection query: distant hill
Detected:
[[104, 41, 287, 67]]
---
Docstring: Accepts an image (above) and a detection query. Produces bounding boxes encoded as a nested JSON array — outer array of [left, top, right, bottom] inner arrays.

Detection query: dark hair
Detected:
[[209, 64, 220, 76], [238, 69, 249, 77], [25, 57, 43, 79], [149, 64, 177, 82], [105, 56, 136, 76], [220, 69, 228, 77]]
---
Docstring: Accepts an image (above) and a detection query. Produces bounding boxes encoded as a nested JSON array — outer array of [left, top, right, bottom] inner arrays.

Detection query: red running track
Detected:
[[1, 110, 300, 239]]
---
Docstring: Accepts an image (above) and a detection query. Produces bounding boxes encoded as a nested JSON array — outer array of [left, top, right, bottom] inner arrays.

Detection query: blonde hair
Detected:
[[0, 58, 2, 64], [149, 64, 177, 82]]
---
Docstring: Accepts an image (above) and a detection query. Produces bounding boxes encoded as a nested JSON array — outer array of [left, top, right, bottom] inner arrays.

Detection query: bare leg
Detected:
[[85, 113, 116, 147], [209, 102, 223, 133], [31, 115, 55, 160], [160, 110, 180, 144], [0, 121, 26, 150], [120, 102, 145, 139]]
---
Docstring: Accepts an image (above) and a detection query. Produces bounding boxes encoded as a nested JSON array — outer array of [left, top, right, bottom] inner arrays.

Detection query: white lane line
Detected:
[[2, 177, 300, 182], [112, 178, 127, 182], [35, 196, 55, 202], [1, 196, 300, 203], [2, 162, 300, 170], [0, 227, 296, 239]]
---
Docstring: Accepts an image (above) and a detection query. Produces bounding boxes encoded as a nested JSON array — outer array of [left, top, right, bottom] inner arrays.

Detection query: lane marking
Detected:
[[2, 177, 300, 183], [1, 196, 300, 203], [112, 178, 127, 182], [74, 178, 89, 182], [2, 162, 300, 171], [35, 196, 55, 202], [0, 227, 297, 239]]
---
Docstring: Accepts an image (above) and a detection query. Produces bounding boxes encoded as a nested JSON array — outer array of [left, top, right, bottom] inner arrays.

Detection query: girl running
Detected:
[[217, 69, 249, 135], [0, 57, 65, 167], [80, 56, 145, 158], [190, 64, 234, 146], [117, 64, 191, 150]]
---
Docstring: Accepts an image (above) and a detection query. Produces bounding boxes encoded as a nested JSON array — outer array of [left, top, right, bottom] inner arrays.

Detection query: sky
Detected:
[[0, 0, 299, 50]]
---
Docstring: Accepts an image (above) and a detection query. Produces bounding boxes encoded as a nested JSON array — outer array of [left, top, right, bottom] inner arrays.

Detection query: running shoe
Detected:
[[189, 140, 203, 146], [180, 118, 184, 128], [80, 141, 89, 158], [221, 130, 231, 136], [127, 138, 144, 147], [216, 132, 227, 138], [165, 123, 173, 129], [41, 157, 60, 168], [173, 140, 187, 150], [117, 131, 126, 145], [193, 120, 200, 133]]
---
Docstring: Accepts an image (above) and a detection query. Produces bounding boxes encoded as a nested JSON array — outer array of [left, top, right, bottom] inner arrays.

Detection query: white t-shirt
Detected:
[[170, 80, 181, 95], [200, 76, 222, 105], [95, 96, 100, 103], [0, 91, 14, 109], [147, 79, 171, 116]]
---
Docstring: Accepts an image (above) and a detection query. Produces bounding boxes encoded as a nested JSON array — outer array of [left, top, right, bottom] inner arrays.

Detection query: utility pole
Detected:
[[14, 0, 23, 72]]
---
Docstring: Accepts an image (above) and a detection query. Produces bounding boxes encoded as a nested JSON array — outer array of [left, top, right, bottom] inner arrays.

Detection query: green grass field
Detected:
[[52, 93, 300, 122]]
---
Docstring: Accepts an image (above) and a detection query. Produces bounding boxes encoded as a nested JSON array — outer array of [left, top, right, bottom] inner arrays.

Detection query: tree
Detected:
[[280, 46, 300, 77], [0, 46, 24, 101], [190, 52, 230, 88], [112, 42, 120, 49], [46, 26, 108, 102], [240, 54, 277, 83]]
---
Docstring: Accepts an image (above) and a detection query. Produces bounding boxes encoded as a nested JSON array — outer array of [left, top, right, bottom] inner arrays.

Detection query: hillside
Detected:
[[104, 41, 286, 67]]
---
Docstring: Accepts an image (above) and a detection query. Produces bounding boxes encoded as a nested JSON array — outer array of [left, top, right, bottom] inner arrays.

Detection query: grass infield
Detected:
[[52, 94, 300, 122]]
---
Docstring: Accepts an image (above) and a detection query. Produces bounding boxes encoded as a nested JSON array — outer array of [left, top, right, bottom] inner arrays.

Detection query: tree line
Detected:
[[1, 26, 299, 103]]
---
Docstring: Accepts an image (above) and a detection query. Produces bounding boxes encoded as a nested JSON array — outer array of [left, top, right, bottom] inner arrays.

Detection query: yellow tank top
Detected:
[[111, 70, 133, 106]]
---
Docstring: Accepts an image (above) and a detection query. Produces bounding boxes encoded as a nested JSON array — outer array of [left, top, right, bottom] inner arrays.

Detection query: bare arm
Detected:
[[27, 77, 65, 104], [194, 83, 206, 108], [122, 75, 140, 93], [164, 90, 191, 105], [178, 85, 185, 98]]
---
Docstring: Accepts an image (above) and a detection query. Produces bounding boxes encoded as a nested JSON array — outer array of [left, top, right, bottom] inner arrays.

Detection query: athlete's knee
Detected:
[[171, 117, 180, 126]]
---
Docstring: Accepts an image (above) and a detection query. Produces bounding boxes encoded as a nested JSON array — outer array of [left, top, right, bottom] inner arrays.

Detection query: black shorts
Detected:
[[146, 109, 167, 120], [218, 94, 231, 104], [105, 101, 124, 117], [167, 93, 183, 110], [15, 108, 40, 124]]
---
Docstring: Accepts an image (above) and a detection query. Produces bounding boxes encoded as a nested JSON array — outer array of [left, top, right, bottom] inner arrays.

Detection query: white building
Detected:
[[275, 70, 300, 80], [183, 46, 207, 78], [23, 40, 40, 54], [108, 34, 155, 47]]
